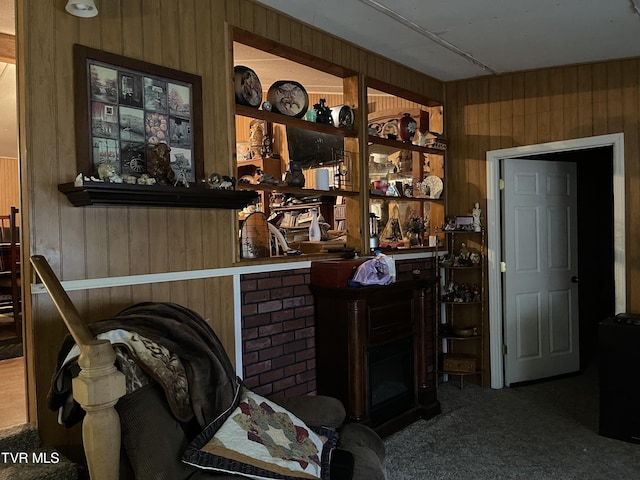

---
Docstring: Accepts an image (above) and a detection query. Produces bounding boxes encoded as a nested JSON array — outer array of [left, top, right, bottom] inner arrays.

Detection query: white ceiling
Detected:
[[3, 0, 640, 157], [256, 0, 640, 82]]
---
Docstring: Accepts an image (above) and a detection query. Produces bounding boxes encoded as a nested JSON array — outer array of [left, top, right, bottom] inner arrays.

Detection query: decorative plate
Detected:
[[424, 175, 443, 199], [234, 66, 262, 108], [266, 80, 309, 118], [381, 120, 399, 140]]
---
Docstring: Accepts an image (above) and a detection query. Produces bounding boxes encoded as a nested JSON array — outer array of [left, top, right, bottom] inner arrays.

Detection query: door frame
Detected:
[[486, 133, 626, 389]]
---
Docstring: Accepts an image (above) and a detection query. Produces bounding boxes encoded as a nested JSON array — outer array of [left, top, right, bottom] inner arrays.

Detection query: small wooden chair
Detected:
[[0, 207, 21, 337]]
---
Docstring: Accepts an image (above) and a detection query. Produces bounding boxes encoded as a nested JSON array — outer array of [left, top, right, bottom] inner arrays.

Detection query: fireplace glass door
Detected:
[[368, 336, 414, 425]]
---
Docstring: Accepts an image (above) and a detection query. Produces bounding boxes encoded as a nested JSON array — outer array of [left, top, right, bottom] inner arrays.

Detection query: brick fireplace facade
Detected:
[[240, 257, 437, 398]]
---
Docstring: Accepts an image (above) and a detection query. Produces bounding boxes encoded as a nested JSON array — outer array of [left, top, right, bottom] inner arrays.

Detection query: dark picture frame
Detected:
[[73, 44, 204, 184]]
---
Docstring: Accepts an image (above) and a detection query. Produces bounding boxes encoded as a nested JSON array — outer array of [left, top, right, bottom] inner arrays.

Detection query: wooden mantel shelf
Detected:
[[58, 182, 258, 209]]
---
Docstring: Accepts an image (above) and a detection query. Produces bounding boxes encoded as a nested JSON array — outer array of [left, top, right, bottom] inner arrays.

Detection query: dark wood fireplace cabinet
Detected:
[[311, 276, 440, 437]]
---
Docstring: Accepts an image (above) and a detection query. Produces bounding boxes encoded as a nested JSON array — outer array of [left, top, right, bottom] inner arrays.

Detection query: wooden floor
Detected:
[[0, 356, 27, 429], [0, 312, 26, 429]]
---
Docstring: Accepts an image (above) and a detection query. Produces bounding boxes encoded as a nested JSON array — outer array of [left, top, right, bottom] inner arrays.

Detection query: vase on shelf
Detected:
[[309, 208, 321, 242], [398, 113, 417, 142], [408, 231, 423, 247]]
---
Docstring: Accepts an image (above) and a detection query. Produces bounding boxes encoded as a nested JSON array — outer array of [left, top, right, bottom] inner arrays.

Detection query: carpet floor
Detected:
[[384, 362, 640, 479]]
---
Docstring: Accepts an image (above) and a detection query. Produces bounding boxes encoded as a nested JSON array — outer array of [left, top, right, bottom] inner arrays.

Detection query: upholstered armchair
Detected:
[[34, 256, 385, 480]]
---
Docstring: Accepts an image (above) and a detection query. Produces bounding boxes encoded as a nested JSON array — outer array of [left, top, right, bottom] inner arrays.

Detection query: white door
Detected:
[[502, 158, 579, 386]]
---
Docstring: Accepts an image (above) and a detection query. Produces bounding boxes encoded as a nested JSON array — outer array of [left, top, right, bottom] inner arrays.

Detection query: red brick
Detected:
[[283, 296, 306, 309], [271, 287, 295, 300], [245, 337, 271, 352], [282, 274, 306, 286], [273, 376, 296, 392], [257, 277, 282, 289], [258, 300, 283, 313], [258, 323, 283, 337], [259, 345, 284, 360], [272, 354, 296, 368], [270, 269, 293, 277], [243, 375, 260, 389], [244, 290, 270, 303], [242, 272, 270, 280], [296, 369, 315, 383], [295, 348, 315, 362], [253, 384, 273, 397], [245, 360, 272, 377], [285, 384, 311, 397], [295, 326, 315, 340], [285, 362, 308, 376], [240, 279, 257, 291], [242, 327, 258, 340], [271, 309, 294, 322], [283, 339, 306, 354], [294, 305, 314, 317], [244, 314, 272, 328], [243, 351, 258, 365], [241, 303, 258, 316], [260, 368, 284, 384], [283, 318, 305, 332], [271, 331, 296, 346], [294, 285, 312, 296]]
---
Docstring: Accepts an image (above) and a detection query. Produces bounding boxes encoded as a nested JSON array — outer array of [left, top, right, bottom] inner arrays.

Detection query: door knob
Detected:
[[571, 276, 579, 283]]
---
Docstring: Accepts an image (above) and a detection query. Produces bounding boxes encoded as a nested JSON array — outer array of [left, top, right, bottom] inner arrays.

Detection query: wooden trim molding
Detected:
[[0, 33, 16, 64]]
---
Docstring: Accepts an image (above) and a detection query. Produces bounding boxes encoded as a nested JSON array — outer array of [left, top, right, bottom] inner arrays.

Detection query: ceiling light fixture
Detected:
[[65, 0, 99, 18]]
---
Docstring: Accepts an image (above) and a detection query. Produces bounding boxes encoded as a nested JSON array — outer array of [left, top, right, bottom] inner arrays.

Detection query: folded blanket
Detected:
[[48, 302, 241, 430]]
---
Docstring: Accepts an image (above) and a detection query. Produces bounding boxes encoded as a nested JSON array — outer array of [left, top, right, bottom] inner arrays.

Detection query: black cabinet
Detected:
[[599, 317, 640, 444]]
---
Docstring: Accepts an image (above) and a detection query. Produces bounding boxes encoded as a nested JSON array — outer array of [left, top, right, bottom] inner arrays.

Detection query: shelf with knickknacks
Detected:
[[60, 141, 256, 209], [365, 77, 445, 252], [435, 203, 486, 389], [232, 32, 362, 258]]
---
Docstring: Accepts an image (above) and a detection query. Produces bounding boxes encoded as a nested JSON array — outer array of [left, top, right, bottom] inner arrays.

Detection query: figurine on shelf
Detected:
[[207, 173, 236, 190], [313, 98, 334, 126], [249, 120, 265, 159], [97, 163, 123, 183], [256, 168, 279, 186], [390, 218, 402, 242], [442, 281, 455, 302], [147, 143, 175, 185], [472, 283, 482, 302], [453, 242, 472, 267], [473, 202, 482, 232], [283, 161, 305, 188]]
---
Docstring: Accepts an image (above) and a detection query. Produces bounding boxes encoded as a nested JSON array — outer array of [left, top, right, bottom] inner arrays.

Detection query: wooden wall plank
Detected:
[[591, 63, 608, 135], [0, 157, 19, 215], [576, 64, 593, 139], [536, 69, 551, 144]]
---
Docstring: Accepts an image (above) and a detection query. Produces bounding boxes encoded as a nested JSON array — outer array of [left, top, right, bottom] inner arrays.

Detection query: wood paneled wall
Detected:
[[16, 0, 444, 456], [0, 157, 19, 215], [445, 59, 640, 310]]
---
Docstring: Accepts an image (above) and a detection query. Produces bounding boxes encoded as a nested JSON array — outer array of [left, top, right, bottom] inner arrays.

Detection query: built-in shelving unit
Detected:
[[365, 80, 446, 252], [232, 30, 362, 259]]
